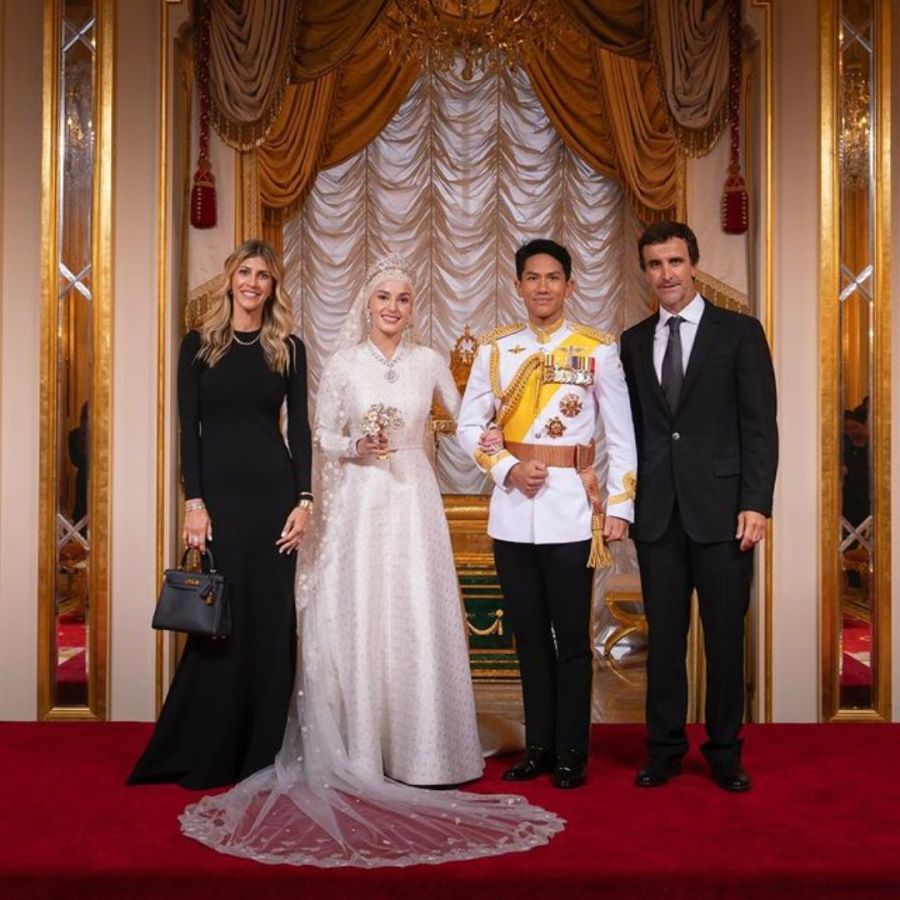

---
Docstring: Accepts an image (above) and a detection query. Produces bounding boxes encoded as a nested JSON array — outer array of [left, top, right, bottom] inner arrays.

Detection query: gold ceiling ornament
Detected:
[[383, 0, 557, 79]]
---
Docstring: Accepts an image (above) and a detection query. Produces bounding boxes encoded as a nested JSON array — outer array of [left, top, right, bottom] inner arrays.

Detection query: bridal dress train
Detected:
[[180, 341, 565, 867]]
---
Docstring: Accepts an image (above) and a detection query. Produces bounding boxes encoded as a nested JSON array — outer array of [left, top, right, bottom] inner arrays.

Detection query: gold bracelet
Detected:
[[297, 498, 314, 513], [185, 501, 205, 513]]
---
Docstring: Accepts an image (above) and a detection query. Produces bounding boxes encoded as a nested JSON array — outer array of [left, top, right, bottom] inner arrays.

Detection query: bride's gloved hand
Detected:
[[478, 427, 504, 455], [356, 433, 389, 456]]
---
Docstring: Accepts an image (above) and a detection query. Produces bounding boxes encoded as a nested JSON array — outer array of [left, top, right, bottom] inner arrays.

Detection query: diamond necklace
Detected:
[[368, 341, 402, 383], [233, 330, 261, 346]]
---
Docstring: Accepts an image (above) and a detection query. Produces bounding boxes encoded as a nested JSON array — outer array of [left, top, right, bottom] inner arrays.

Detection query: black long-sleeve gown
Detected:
[[129, 329, 311, 789]]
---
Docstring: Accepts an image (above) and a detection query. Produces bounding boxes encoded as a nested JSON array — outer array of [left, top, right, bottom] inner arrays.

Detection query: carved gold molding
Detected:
[[237, 149, 262, 245], [156, 0, 172, 715], [39, 0, 114, 720], [872, 0, 892, 721], [185, 273, 221, 330], [694, 268, 749, 313], [37, 0, 61, 719], [749, 0, 774, 724]]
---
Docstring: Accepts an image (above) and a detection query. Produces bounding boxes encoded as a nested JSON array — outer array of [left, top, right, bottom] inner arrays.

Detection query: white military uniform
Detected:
[[458, 318, 637, 549]]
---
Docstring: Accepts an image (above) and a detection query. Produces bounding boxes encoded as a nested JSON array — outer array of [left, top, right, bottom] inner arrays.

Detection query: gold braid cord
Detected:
[[492, 351, 544, 427], [478, 322, 525, 345], [569, 323, 616, 345]]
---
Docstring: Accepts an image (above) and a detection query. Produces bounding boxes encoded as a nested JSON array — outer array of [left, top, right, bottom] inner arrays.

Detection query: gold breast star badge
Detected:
[[544, 417, 567, 439], [559, 393, 583, 418]]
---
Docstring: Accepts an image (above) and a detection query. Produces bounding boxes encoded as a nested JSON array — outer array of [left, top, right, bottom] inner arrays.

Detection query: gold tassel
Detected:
[[588, 512, 614, 569]]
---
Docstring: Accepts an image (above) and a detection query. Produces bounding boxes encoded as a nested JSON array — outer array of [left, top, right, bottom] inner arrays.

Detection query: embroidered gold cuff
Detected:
[[475, 448, 512, 471], [607, 471, 637, 506]]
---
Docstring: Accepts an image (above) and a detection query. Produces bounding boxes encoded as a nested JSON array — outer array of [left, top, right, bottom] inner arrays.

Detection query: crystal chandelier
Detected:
[[384, 0, 556, 79]]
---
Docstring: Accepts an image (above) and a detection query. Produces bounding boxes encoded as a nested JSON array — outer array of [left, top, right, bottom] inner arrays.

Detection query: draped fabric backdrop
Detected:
[[227, 0, 738, 236], [281, 59, 648, 672], [187, 0, 740, 715], [282, 58, 651, 492]]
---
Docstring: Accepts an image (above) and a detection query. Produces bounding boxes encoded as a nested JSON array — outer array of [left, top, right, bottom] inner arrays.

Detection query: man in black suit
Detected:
[[620, 222, 777, 792]]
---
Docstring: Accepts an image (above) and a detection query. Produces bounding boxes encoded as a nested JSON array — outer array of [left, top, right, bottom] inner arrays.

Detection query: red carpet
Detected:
[[56, 623, 86, 684], [1, 722, 898, 899], [842, 615, 872, 686]]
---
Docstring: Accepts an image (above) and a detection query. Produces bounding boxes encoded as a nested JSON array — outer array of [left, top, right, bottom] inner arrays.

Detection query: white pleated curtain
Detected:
[[284, 58, 650, 490], [282, 59, 647, 669]]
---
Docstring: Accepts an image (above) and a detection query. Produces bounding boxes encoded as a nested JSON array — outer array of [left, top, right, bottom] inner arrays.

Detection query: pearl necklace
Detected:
[[368, 341, 402, 383], [233, 330, 261, 346]]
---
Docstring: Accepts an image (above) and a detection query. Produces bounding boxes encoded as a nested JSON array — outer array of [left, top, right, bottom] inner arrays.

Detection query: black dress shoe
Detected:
[[552, 749, 587, 789], [711, 764, 751, 792], [635, 757, 683, 788], [502, 745, 556, 781]]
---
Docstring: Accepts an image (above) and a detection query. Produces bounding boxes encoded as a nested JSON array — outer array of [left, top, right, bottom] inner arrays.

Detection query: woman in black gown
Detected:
[[129, 240, 312, 790]]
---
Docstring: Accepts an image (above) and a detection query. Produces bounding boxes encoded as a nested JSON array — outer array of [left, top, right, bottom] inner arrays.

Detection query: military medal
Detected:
[[541, 347, 595, 386], [559, 393, 583, 418], [544, 417, 567, 439]]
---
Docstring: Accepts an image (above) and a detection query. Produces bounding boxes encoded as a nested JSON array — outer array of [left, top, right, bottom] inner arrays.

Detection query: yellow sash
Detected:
[[501, 331, 599, 442]]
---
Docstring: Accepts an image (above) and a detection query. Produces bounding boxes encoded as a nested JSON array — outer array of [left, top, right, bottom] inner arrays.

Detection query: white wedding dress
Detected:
[[180, 339, 564, 867]]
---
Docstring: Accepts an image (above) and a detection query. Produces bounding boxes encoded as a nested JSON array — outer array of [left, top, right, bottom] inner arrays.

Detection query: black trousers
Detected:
[[635, 507, 753, 767], [493, 539, 593, 756]]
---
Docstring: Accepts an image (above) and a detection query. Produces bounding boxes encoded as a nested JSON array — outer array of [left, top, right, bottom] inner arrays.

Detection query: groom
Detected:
[[458, 239, 636, 788]]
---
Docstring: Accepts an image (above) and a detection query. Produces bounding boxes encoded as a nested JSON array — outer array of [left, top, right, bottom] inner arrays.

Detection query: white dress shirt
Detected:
[[653, 291, 705, 381]]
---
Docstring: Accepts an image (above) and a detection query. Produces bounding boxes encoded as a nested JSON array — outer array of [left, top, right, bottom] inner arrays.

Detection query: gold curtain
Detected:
[[292, 0, 389, 79], [524, 27, 677, 220], [555, 0, 648, 56], [650, 0, 731, 155], [204, 0, 302, 149], [595, 49, 678, 219], [258, 24, 419, 227], [200, 0, 733, 226]]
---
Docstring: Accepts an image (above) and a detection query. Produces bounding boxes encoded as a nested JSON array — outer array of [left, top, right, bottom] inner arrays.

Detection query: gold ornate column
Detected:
[[820, 0, 892, 721], [38, 0, 114, 719]]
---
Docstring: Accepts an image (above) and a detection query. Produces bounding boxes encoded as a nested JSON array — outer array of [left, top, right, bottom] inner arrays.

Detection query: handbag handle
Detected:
[[178, 547, 216, 572]]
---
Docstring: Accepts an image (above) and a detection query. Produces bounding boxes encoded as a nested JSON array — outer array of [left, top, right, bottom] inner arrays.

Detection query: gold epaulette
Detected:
[[569, 323, 616, 345], [477, 322, 526, 345]]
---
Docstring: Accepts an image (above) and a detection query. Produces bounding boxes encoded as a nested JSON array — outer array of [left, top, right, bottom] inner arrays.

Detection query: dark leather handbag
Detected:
[[152, 548, 231, 638]]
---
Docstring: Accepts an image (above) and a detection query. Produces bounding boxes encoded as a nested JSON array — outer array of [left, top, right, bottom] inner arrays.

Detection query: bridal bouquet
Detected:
[[361, 404, 404, 458]]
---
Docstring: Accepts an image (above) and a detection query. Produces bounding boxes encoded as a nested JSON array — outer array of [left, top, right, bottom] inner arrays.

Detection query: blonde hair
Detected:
[[197, 240, 294, 374]]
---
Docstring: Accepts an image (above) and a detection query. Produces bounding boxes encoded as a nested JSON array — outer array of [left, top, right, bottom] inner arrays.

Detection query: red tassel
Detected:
[[191, 0, 216, 230], [722, 167, 748, 234], [190, 163, 217, 229], [721, 0, 748, 235]]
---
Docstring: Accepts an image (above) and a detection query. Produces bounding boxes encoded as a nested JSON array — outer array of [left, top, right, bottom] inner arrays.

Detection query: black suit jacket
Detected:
[[620, 299, 778, 544]]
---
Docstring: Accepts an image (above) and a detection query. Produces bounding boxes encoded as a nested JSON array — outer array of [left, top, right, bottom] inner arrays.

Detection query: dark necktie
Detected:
[[660, 315, 684, 413]]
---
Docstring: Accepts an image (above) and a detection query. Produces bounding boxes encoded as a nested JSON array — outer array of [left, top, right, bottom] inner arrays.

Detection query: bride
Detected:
[[180, 254, 564, 867]]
